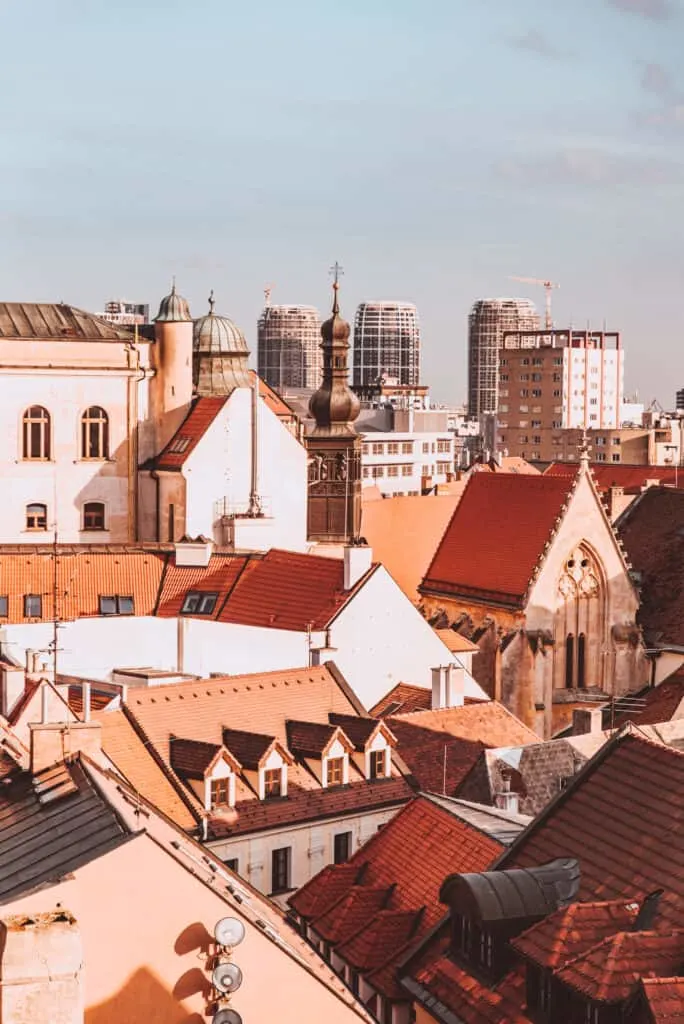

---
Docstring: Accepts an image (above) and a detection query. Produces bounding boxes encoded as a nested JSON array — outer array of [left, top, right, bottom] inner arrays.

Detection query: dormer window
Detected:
[[181, 591, 218, 615], [370, 749, 387, 779], [210, 778, 230, 808], [264, 767, 282, 798], [326, 757, 345, 787]]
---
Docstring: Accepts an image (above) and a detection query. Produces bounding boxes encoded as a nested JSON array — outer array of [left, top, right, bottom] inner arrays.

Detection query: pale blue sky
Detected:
[[1, 0, 683, 403]]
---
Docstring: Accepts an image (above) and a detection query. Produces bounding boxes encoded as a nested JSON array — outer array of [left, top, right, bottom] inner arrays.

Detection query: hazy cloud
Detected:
[[640, 62, 676, 97], [607, 0, 675, 19], [507, 29, 566, 58], [496, 147, 682, 187], [635, 61, 684, 129]]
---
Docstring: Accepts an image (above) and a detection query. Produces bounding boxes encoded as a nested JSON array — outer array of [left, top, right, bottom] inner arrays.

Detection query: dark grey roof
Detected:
[[0, 760, 130, 904], [0, 303, 137, 341], [424, 793, 531, 846], [439, 858, 581, 924]]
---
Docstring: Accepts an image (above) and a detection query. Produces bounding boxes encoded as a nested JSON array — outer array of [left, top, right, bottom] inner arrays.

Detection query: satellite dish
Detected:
[[212, 961, 243, 994], [214, 917, 246, 948], [213, 1010, 243, 1024]]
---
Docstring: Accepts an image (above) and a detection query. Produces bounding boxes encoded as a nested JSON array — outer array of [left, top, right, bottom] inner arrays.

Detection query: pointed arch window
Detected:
[[22, 407, 51, 460], [565, 634, 575, 690], [577, 633, 586, 690], [81, 407, 109, 460]]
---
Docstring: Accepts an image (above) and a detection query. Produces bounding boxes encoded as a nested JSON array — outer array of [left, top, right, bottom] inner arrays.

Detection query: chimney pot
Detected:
[[343, 545, 372, 591]]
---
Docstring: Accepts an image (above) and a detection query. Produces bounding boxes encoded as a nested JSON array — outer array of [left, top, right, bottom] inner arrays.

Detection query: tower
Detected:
[[306, 269, 362, 544], [353, 301, 421, 387], [257, 304, 322, 390], [467, 298, 539, 419], [193, 292, 251, 395], [151, 283, 194, 453]]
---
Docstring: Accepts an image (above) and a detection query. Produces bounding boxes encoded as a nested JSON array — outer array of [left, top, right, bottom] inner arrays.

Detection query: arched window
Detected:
[[82, 501, 106, 531], [577, 633, 586, 690], [22, 407, 51, 460], [565, 634, 575, 690], [81, 407, 109, 459], [26, 503, 47, 531]]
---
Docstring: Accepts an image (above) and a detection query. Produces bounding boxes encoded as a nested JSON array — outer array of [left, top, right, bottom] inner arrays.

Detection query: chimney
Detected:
[[494, 771, 520, 814], [432, 666, 447, 709], [174, 536, 214, 568], [0, 909, 83, 1024], [572, 707, 604, 736], [633, 889, 664, 932], [29, 721, 102, 775], [343, 545, 373, 591], [607, 485, 624, 520], [432, 665, 464, 709], [0, 664, 26, 718]]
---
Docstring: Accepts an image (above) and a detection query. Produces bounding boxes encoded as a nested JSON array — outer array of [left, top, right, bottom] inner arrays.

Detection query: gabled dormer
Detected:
[[286, 720, 355, 788], [327, 712, 396, 781], [169, 736, 241, 811], [221, 726, 293, 800]]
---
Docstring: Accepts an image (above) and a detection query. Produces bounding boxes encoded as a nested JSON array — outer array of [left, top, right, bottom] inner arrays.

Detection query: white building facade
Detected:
[[361, 431, 456, 497]]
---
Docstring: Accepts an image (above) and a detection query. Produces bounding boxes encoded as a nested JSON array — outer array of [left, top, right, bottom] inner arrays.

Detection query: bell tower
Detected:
[[306, 265, 362, 544]]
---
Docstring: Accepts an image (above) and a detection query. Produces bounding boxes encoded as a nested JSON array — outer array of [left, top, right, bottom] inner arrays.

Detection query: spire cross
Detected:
[[329, 262, 344, 313], [208, 289, 215, 314]]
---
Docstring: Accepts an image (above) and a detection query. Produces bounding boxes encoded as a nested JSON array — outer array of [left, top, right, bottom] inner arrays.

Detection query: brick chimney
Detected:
[[0, 909, 83, 1023], [572, 707, 604, 736], [494, 770, 519, 814]]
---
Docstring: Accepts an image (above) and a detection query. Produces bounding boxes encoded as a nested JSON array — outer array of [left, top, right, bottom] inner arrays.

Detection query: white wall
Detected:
[[179, 619, 309, 677], [184, 387, 308, 551], [361, 431, 455, 497], [329, 565, 486, 709]]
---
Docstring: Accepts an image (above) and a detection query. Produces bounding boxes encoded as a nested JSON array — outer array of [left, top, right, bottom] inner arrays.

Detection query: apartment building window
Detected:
[[387, 465, 399, 477], [437, 461, 450, 473], [553, 389, 561, 398], [0, 597, 7, 618], [553, 373, 561, 382], [334, 832, 352, 864], [422, 442, 430, 454], [500, 374, 509, 382], [553, 357, 563, 366], [437, 440, 450, 453], [422, 465, 431, 475], [181, 591, 218, 615], [264, 768, 282, 798], [82, 501, 106, 531], [499, 405, 509, 413], [612, 437, 621, 445], [401, 442, 413, 454], [531, 451, 541, 459], [271, 847, 291, 893], [596, 453, 606, 462], [595, 437, 605, 446], [532, 435, 541, 444], [387, 442, 399, 455], [520, 389, 529, 398], [22, 406, 51, 460], [210, 778, 230, 808], [552, 421, 562, 429], [401, 465, 412, 476], [500, 358, 508, 366], [370, 750, 387, 779], [590, 414, 597, 421], [519, 435, 529, 444], [24, 594, 42, 618], [26, 503, 47, 531], [362, 466, 370, 478], [532, 373, 542, 382], [98, 595, 134, 615], [612, 454, 620, 462], [532, 389, 542, 398], [372, 443, 384, 455], [81, 406, 109, 460], [326, 757, 345, 787], [499, 389, 509, 398], [371, 466, 384, 478], [519, 374, 530, 382], [532, 358, 543, 366], [521, 358, 530, 365], [532, 421, 541, 428]]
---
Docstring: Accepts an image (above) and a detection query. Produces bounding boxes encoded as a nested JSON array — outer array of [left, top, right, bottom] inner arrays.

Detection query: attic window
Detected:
[[181, 591, 218, 616], [167, 436, 191, 454], [326, 757, 345, 787], [99, 595, 134, 616], [210, 778, 230, 808], [370, 749, 387, 779], [264, 768, 282, 799]]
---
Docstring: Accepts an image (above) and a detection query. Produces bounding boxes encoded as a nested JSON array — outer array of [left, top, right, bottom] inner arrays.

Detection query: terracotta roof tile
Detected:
[[545, 462, 684, 494], [641, 976, 684, 1021], [369, 684, 432, 718], [435, 628, 479, 654], [289, 863, 363, 919], [169, 737, 223, 779], [154, 396, 227, 470], [391, 703, 539, 746], [327, 713, 393, 750], [612, 669, 684, 728], [314, 886, 393, 943], [66, 686, 116, 717], [388, 718, 486, 794], [286, 720, 350, 758], [156, 552, 250, 618], [618, 487, 684, 647], [336, 909, 421, 970], [221, 727, 278, 770], [421, 473, 574, 606], [512, 899, 640, 970], [219, 548, 373, 631], [557, 931, 684, 1003]]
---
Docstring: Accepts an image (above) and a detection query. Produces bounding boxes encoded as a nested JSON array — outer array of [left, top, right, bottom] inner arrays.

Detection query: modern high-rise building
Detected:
[[353, 302, 421, 387], [468, 298, 539, 418], [676, 387, 684, 412], [257, 304, 322, 390]]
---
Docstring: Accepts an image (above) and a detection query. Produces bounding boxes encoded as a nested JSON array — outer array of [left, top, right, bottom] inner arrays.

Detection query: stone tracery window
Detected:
[[558, 545, 604, 690]]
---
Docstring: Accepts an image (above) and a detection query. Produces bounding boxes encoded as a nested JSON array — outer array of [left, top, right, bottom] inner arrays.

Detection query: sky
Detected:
[[1, 0, 683, 405]]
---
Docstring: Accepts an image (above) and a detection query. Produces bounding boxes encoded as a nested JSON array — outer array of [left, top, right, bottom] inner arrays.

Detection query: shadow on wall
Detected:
[[85, 966, 205, 1024]]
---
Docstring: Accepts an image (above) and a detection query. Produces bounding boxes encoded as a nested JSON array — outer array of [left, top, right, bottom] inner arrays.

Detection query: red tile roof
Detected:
[[336, 909, 422, 970], [641, 977, 684, 1021], [328, 713, 395, 751], [420, 473, 574, 607], [290, 796, 502, 998], [286, 720, 341, 757], [545, 462, 684, 494], [387, 718, 486, 795], [314, 886, 393, 943], [369, 683, 432, 718], [154, 396, 227, 470], [556, 931, 684, 1004], [221, 727, 279, 770], [169, 737, 223, 779], [156, 552, 250, 617], [512, 899, 640, 970], [613, 669, 684, 727], [220, 548, 375, 631]]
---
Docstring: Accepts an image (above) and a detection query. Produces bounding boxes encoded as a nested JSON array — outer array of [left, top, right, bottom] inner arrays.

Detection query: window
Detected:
[[326, 757, 345, 787], [271, 846, 291, 893], [0, 596, 7, 618], [181, 591, 219, 615], [532, 389, 542, 398], [401, 442, 413, 454], [82, 501, 106, 531], [553, 357, 563, 366], [334, 831, 352, 864], [532, 435, 541, 444], [24, 594, 42, 618], [26, 503, 47, 531], [98, 595, 134, 615], [532, 357, 543, 366], [225, 857, 239, 873], [577, 633, 586, 689], [565, 634, 575, 689], [372, 443, 384, 455], [264, 767, 282, 798], [532, 420, 541, 428], [371, 466, 384, 478], [521, 358, 530, 366], [520, 389, 529, 398], [401, 465, 412, 477], [612, 437, 621, 445], [500, 374, 509, 382], [387, 465, 398, 477], [22, 406, 51, 460], [370, 749, 387, 779], [519, 374, 530, 382], [532, 373, 542, 382], [612, 453, 620, 462], [387, 442, 399, 455], [168, 503, 175, 542], [362, 466, 370, 478], [210, 778, 230, 808], [437, 440, 450, 453], [422, 442, 430, 454], [81, 406, 109, 459]]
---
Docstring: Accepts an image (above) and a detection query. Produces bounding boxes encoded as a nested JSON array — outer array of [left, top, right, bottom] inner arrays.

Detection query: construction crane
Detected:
[[263, 282, 275, 307], [509, 276, 560, 330]]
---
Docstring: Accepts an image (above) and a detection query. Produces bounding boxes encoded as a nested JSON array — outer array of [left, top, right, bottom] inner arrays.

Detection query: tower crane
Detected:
[[509, 276, 560, 330], [263, 282, 275, 307]]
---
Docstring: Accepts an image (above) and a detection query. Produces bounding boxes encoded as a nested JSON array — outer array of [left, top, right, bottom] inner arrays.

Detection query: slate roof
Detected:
[[420, 472, 574, 607], [0, 303, 137, 341], [290, 796, 502, 1000], [618, 487, 684, 647], [0, 759, 129, 904]]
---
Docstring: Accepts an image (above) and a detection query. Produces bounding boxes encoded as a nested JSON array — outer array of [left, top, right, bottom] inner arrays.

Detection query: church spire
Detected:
[[308, 265, 360, 436]]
